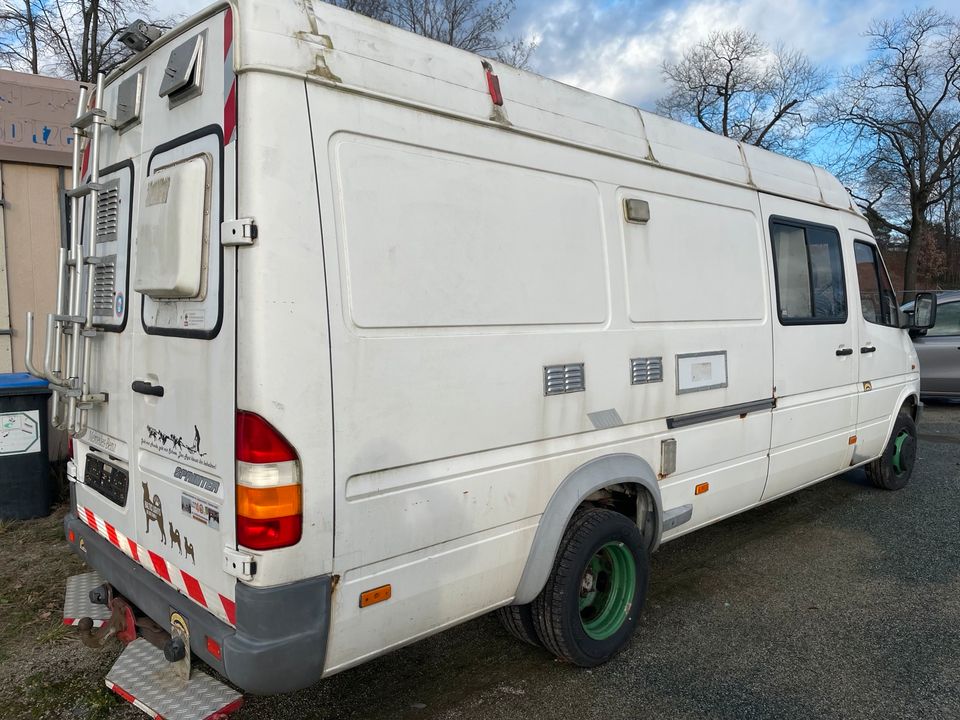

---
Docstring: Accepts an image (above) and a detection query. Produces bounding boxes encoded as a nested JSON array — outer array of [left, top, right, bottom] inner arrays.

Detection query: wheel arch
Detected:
[[512, 453, 662, 605], [881, 388, 921, 449]]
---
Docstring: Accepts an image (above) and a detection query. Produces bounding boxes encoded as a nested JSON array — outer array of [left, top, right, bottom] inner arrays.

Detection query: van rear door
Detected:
[[127, 10, 239, 626]]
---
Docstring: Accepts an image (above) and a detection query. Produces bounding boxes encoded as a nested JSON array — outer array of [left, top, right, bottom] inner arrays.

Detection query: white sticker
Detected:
[[182, 310, 206, 328], [677, 352, 728, 394], [0, 410, 41, 455]]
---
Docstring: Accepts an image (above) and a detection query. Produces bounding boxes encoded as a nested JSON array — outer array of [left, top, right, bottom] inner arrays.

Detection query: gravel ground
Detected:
[[3, 403, 959, 720]]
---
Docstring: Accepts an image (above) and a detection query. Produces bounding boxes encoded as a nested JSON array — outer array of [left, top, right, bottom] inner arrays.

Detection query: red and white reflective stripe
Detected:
[[63, 617, 106, 628], [106, 680, 162, 719], [106, 679, 244, 720], [77, 505, 237, 627], [223, 7, 237, 145]]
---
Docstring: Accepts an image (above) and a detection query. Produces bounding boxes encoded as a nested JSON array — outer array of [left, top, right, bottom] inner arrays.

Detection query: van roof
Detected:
[[130, 0, 858, 215]]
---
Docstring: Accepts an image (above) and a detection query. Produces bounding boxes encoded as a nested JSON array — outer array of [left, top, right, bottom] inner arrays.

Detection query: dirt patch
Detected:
[[0, 507, 135, 720]]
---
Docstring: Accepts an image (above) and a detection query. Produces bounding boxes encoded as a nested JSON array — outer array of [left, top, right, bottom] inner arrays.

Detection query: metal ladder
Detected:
[[26, 74, 110, 438]]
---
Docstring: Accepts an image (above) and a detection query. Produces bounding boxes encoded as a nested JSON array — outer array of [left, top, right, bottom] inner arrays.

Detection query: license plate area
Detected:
[[84, 455, 130, 506]]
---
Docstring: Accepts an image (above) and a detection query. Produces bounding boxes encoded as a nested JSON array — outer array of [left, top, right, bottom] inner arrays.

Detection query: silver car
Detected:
[[904, 290, 960, 399]]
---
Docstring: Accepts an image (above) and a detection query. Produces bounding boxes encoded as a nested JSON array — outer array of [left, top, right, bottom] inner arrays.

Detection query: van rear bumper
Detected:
[[64, 512, 331, 695]]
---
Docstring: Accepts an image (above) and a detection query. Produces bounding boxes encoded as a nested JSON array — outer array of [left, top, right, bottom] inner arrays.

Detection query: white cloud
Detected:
[[517, 0, 959, 108]]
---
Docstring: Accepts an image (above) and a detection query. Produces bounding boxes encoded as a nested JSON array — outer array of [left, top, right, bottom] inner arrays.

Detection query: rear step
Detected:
[[106, 639, 243, 720], [63, 571, 111, 628], [64, 572, 243, 719]]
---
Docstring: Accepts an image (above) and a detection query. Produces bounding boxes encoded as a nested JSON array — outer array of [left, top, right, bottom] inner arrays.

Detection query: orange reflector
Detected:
[[360, 584, 392, 608], [849, 435, 858, 445], [68, 530, 75, 543], [237, 483, 301, 520], [205, 635, 222, 661], [695, 482, 709, 495]]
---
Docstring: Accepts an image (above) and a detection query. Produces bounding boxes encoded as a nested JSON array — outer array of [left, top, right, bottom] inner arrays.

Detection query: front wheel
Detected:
[[532, 508, 648, 667], [866, 412, 918, 491]]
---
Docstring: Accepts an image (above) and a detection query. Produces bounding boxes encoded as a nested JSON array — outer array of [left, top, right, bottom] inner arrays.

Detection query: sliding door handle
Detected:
[[132, 380, 164, 397], [861, 346, 877, 354], [836, 347, 854, 356]]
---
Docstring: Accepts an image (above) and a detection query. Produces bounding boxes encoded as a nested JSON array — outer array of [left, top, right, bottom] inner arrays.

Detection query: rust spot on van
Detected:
[[489, 105, 512, 126], [308, 53, 342, 84], [330, 574, 341, 593]]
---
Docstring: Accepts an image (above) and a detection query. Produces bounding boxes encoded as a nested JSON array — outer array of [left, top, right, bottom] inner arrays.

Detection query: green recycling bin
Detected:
[[0, 373, 53, 520]]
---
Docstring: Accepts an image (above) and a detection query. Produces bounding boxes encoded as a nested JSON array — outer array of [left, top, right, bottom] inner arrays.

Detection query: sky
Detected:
[[164, 0, 958, 110]]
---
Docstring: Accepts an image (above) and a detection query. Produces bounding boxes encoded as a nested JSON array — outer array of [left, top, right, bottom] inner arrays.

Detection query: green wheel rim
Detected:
[[892, 430, 910, 474], [578, 541, 636, 641]]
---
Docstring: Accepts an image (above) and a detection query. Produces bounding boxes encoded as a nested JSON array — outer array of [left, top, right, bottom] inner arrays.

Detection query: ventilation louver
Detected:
[[631, 356, 663, 385], [96, 183, 120, 243], [544, 363, 585, 396], [92, 255, 117, 315]]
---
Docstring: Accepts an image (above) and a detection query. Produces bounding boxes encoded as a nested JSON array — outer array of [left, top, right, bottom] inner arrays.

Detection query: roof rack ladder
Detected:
[[26, 75, 110, 437]]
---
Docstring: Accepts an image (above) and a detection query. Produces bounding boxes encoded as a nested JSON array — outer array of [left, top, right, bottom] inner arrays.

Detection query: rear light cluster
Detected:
[[235, 411, 302, 550]]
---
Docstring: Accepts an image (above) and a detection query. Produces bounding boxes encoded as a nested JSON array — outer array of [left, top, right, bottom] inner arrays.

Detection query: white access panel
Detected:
[[133, 154, 211, 299]]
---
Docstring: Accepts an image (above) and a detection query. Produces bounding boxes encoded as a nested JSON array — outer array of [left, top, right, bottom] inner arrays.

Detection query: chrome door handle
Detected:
[[836, 347, 853, 356]]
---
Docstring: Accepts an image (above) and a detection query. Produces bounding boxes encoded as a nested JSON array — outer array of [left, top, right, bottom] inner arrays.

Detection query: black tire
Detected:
[[532, 507, 648, 667], [495, 604, 541, 647], [865, 412, 918, 491]]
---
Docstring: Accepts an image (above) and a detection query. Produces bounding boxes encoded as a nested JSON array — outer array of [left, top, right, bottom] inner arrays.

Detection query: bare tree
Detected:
[[326, 0, 536, 69], [38, 0, 176, 82], [657, 29, 827, 156], [327, 0, 392, 23], [1, 0, 174, 81], [825, 8, 960, 295], [0, 0, 41, 73]]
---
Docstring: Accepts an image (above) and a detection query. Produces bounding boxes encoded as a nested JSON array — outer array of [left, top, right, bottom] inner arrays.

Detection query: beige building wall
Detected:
[[1, 162, 63, 374], [0, 69, 79, 375]]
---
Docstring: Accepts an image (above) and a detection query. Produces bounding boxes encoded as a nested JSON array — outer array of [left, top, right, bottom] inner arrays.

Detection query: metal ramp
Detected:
[[105, 639, 243, 720], [63, 571, 111, 628]]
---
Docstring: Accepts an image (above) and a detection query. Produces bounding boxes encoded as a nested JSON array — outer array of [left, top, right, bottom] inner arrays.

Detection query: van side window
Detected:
[[854, 241, 899, 328], [771, 220, 847, 324]]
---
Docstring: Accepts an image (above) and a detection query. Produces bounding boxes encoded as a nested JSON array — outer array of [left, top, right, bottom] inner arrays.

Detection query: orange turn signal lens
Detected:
[[849, 435, 858, 445], [237, 483, 301, 520], [695, 482, 710, 496], [360, 585, 392, 608]]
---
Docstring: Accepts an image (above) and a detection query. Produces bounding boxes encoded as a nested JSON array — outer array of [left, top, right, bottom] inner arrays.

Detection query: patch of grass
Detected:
[[3, 670, 121, 720], [0, 506, 86, 646]]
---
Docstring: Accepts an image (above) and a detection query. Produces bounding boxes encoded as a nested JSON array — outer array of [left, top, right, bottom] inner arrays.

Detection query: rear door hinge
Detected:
[[221, 218, 257, 247], [224, 547, 257, 581]]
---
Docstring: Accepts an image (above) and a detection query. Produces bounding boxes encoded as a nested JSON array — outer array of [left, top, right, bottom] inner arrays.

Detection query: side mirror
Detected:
[[912, 292, 937, 330]]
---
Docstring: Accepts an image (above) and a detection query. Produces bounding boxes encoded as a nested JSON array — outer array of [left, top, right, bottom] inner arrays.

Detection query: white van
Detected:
[[28, 0, 938, 707]]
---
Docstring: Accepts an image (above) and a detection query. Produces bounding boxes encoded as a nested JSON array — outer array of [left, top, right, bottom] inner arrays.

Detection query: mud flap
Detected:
[[63, 572, 111, 628], [105, 638, 242, 719]]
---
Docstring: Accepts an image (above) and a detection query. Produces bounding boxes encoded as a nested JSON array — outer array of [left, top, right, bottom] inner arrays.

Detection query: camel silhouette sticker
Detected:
[[142, 481, 166, 544]]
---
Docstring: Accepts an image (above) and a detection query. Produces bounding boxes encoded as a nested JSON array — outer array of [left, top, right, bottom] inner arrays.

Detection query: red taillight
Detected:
[[237, 515, 302, 551], [236, 411, 297, 464], [235, 410, 302, 551]]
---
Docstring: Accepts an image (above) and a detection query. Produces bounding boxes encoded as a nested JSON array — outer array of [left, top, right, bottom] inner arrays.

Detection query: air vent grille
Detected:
[[96, 183, 120, 243], [544, 363, 585, 396], [93, 255, 117, 314], [631, 356, 663, 385]]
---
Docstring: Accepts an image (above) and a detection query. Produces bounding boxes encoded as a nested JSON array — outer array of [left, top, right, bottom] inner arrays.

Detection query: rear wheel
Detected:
[[495, 604, 541, 646], [866, 412, 918, 491], [532, 508, 648, 666]]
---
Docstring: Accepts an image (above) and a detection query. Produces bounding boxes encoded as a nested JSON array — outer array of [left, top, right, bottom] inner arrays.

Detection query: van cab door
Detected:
[[849, 235, 914, 459], [760, 195, 859, 500]]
